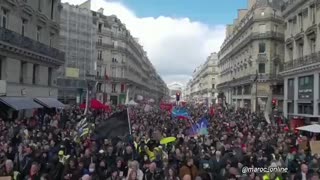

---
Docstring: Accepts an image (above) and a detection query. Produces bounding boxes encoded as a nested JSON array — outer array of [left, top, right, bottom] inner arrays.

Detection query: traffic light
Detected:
[[272, 99, 277, 109], [176, 92, 180, 101]]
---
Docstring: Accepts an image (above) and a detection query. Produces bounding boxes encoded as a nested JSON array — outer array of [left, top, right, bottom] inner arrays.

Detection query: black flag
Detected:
[[94, 110, 130, 139]]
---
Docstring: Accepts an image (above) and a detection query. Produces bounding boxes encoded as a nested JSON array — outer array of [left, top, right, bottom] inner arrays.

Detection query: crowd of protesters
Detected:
[[0, 103, 319, 180]]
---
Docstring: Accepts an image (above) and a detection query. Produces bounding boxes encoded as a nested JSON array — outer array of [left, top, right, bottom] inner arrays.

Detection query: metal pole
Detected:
[[255, 72, 258, 112], [127, 107, 132, 135], [84, 86, 89, 115], [84, 81, 98, 115]]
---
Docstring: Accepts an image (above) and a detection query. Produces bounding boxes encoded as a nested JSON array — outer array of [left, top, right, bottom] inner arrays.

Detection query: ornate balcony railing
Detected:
[[0, 26, 65, 62], [283, 52, 320, 71], [220, 31, 284, 62]]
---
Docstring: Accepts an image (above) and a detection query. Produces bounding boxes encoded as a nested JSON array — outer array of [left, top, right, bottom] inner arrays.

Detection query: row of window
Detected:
[[286, 5, 316, 35], [221, 41, 267, 72], [0, 59, 53, 86], [287, 75, 315, 100], [287, 102, 314, 115], [1, 8, 55, 47], [97, 22, 123, 33], [232, 85, 252, 95], [290, 37, 316, 60], [96, 66, 125, 78], [97, 51, 122, 63], [221, 17, 279, 55], [97, 83, 126, 93]]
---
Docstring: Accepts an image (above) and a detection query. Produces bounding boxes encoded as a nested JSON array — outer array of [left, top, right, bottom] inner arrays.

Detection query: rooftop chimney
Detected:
[[248, 0, 257, 9], [238, 9, 248, 21], [98, 8, 104, 14]]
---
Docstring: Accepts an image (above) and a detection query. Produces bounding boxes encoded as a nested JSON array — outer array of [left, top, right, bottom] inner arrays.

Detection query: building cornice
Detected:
[[220, 16, 284, 54], [281, 61, 320, 76], [219, 31, 285, 65], [0, 27, 65, 66], [282, 52, 320, 73], [217, 74, 275, 89], [281, 0, 312, 18]]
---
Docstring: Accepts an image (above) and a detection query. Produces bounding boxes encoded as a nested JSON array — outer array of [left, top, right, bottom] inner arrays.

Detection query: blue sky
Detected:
[[120, 0, 247, 25], [64, 0, 248, 84]]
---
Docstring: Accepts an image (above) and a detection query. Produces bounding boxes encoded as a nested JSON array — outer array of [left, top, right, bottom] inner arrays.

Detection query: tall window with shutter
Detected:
[[1, 8, 8, 28]]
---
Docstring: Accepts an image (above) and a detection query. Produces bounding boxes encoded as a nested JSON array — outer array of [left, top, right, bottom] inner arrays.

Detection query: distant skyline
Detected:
[[63, 0, 248, 85]]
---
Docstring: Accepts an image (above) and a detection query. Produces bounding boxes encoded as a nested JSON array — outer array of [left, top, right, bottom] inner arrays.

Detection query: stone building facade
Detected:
[[184, 53, 219, 106], [59, 1, 168, 105], [92, 6, 167, 105], [281, 0, 320, 121], [217, 0, 285, 111], [0, 0, 64, 98]]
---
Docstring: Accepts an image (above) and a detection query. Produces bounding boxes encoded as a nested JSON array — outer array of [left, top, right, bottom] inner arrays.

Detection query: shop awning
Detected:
[[0, 97, 43, 110], [34, 97, 65, 108]]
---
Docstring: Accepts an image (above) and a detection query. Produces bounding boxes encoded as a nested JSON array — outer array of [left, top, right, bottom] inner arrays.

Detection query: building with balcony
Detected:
[[281, 0, 320, 121], [58, 1, 96, 104], [186, 53, 219, 106], [183, 80, 192, 101], [0, 1, 64, 98], [93, 8, 167, 105], [217, 0, 285, 111]]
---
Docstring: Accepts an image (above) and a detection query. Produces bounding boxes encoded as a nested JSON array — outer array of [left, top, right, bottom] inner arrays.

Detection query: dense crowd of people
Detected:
[[0, 103, 319, 180]]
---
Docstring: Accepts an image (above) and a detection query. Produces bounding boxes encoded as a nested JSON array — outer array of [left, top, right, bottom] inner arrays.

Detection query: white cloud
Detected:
[[62, 0, 225, 85]]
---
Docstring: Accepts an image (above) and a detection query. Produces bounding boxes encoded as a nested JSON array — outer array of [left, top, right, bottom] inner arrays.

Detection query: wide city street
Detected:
[[0, 0, 319, 180]]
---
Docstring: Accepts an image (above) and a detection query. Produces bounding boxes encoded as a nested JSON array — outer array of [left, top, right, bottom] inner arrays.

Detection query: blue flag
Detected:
[[172, 107, 190, 119], [197, 118, 209, 135], [189, 117, 209, 136]]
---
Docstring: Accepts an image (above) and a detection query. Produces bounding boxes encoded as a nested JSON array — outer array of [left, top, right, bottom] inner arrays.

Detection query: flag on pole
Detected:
[[172, 107, 190, 119], [188, 117, 209, 136], [125, 88, 130, 105], [74, 117, 93, 143], [94, 110, 130, 139]]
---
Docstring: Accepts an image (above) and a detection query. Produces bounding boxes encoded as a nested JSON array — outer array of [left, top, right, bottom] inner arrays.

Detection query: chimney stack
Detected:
[[248, 0, 257, 9], [98, 8, 104, 14]]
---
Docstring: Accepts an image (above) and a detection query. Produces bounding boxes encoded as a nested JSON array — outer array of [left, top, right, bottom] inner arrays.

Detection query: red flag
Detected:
[[121, 84, 125, 92], [210, 107, 215, 117]]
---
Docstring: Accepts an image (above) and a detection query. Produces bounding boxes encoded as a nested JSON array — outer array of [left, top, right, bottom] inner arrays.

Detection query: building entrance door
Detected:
[[110, 96, 118, 105]]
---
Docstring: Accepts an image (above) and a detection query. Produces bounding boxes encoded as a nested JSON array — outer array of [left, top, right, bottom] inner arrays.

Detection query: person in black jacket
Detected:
[[20, 146, 34, 178], [143, 162, 163, 180], [62, 158, 81, 180], [293, 163, 310, 180], [48, 156, 64, 180]]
